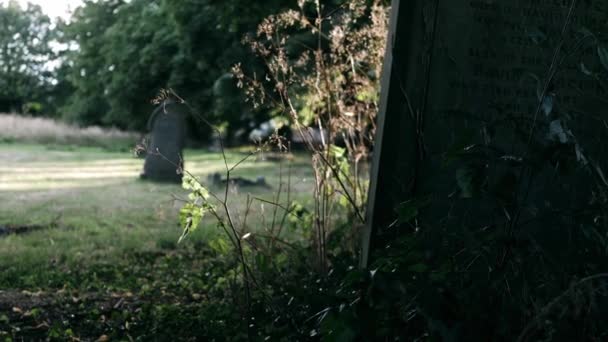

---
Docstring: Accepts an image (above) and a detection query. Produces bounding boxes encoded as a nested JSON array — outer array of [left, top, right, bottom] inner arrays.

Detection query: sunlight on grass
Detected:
[[0, 142, 314, 294], [1, 179, 133, 191], [0, 161, 225, 191], [0, 145, 283, 191]]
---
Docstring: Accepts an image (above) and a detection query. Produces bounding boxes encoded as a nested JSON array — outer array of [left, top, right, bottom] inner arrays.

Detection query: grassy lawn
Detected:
[[0, 142, 313, 340]]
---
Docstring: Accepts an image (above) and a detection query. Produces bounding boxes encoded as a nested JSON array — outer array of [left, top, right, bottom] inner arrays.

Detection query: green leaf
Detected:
[[408, 263, 428, 273], [456, 164, 485, 198], [329, 144, 346, 159], [255, 253, 270, 273], [182, 173, 197, 190], [338, 194, 351, 208], [355, 88, 378, 102], [395, 196, 431, 224], [209, 237, 231, 254], [178, 202, 205, 243], [320, 312, 357, 342], [182, 174, 210, 201], [526, 26, 546, 44], [443, 127, 476, 165], [598, 45, 608, 72], [541, 95, 554, 116], [580, 62, 593, 76]]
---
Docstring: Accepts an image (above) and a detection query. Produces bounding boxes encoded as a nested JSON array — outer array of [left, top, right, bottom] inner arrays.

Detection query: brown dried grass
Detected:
[[0, 113, 139, 149]]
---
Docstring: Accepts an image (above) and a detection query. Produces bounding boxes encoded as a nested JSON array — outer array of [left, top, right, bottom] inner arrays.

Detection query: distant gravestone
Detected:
[[141, 99, 188, 183], [362, 1, 608, 266]]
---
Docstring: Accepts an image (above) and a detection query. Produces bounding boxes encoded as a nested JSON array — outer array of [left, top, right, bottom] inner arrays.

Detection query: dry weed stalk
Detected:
[[151, 88, 305, 339], [233, 0, 388, 270]]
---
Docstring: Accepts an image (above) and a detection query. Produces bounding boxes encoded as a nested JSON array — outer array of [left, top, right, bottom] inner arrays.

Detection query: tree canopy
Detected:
[[53, 0, 294, 140], [0, 0, 388, 142], [0, 0, 54, 113]]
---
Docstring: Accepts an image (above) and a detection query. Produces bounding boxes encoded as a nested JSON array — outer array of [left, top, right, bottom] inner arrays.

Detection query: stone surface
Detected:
[[141, 99, 188, 183], [362, 0, 608, 266]]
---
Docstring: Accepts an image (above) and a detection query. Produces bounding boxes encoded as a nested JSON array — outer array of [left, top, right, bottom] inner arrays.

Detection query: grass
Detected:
[[0, 142, 313, 340], [0, 143, 313, 285], [0, 113, 139, 151]]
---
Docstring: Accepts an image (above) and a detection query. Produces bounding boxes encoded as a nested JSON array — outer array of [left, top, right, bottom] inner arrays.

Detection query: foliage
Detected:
[[0, 1, 54, 113], [233, 0, 388, 269], [1, 0, 389, 340], [0, 143, 317, 340], [164, 0, 389, 336], [57, 0, 168, 129], [149, 1, 391, 340], [55, 0, 293, 139], [0, 244, 251, 341], [5, 0, 607, 340], [177, 1, 608, 340], [337, 7, 608, 341]]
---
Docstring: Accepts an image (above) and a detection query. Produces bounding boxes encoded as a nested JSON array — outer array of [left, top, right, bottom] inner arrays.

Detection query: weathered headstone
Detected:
[[363, 0, 608, 266], [141, 99, 188, 183]]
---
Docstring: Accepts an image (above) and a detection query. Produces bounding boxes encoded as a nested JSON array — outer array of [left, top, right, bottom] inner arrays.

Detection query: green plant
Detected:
[[233, 0, 388, 270], [160, 1, 390, 339]]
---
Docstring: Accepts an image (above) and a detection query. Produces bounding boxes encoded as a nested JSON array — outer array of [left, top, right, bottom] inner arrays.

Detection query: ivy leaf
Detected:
[[182, 173, 197, 190], [541, 95, 554, 116], [526, 26, 546, 44], [182, 173, 210, 200], [395, 196, 431, 224], [548, 119, 568, 144], [576, 26, 594, 39], [526, 73, 542, 100], [408, 263, 428, 273], [457, 166, 478, 198], [209, 237, 231, 254], [580, 62, 593, 76], [594, 162, 608, 187], [319, 312, 357, 342], [178, 203, 205, 243], [598, 45, 608, 72]]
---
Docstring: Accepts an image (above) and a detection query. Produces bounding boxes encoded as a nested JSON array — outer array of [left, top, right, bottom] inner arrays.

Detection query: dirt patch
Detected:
[[0, 291, 56, 312], [0, 290, 145, 339], [0, 224, 48, 237], [0, 290, 141, 313]]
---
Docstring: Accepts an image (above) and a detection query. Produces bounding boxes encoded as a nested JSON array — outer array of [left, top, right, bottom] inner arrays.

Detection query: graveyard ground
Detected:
[[0, 142, 313, 339]]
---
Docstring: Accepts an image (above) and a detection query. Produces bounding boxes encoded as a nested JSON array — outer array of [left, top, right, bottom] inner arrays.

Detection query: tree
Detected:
[[161, 0, 294, 141], [58, 0, 294, 139], [57, 0, 124, 126], [0, 0, 54, 113]]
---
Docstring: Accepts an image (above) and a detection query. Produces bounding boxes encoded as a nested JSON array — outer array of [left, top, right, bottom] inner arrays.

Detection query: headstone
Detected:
[[141, 99, 188, 183], [362, 0, 608, 266]]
